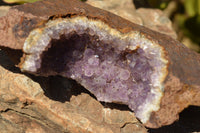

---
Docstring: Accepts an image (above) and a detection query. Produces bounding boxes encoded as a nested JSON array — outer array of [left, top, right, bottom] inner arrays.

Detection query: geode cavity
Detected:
[[1, 0, 200, 128], [20, 16, 168, 123]]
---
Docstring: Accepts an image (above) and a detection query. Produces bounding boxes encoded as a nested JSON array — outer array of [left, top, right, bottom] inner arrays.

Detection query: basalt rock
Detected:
[[0, 0, 200, 128]]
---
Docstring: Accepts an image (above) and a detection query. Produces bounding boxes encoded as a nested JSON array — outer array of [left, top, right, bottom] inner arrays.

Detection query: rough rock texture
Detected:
[[0, 0, 200, 128], [20, 16, 169, 124], [0, 6, 10, 17], [86, 0, 177, 39], [0, 50, 147, 133]]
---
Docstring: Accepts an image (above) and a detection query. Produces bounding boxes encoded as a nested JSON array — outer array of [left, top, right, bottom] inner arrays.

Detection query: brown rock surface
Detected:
[[0, 0, 200, 129], [86, 0, 142, 25], [0, 6, 10, 17], [86, 0, 177, 39], [0, 50, 147, 133]]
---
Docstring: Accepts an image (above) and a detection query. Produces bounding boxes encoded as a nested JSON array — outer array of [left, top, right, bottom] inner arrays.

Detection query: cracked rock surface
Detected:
[[0, 0, 200, 130], [0, 50, 147, 133]]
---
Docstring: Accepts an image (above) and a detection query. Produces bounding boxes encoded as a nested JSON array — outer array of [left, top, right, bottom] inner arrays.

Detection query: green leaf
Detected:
[[184, 0, 200, 17]]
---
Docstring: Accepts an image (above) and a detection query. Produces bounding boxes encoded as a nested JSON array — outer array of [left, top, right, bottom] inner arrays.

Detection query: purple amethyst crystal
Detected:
[[21, 17, 168, 123]]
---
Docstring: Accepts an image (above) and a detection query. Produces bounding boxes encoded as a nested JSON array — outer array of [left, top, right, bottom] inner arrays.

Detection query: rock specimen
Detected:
[[0, 54, 146, 132], [0, 0, 200, 128], [20, 16, 168, 125]]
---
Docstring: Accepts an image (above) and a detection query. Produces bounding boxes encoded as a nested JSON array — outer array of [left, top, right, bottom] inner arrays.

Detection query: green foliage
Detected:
[[184, 0, 200, 17], [181, 0, 200, 45]]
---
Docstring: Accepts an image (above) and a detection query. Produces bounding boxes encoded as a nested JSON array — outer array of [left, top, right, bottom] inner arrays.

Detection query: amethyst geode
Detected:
[[1, 0, 200, 128], [21, 17, 168, 123]]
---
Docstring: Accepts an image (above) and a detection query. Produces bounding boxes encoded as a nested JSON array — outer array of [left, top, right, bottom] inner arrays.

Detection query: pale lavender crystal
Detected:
[[21, 17, 168, 123], [39, 33, 154, 113]]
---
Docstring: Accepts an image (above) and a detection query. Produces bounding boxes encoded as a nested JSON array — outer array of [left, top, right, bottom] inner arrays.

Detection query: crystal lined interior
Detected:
[[21, 17, 168, 123]]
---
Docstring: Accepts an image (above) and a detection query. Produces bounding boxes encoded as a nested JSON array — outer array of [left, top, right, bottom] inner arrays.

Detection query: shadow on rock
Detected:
[[31, 75, 97, 102], [0, 48, 21, 73], [148, 106, 200, 133]]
